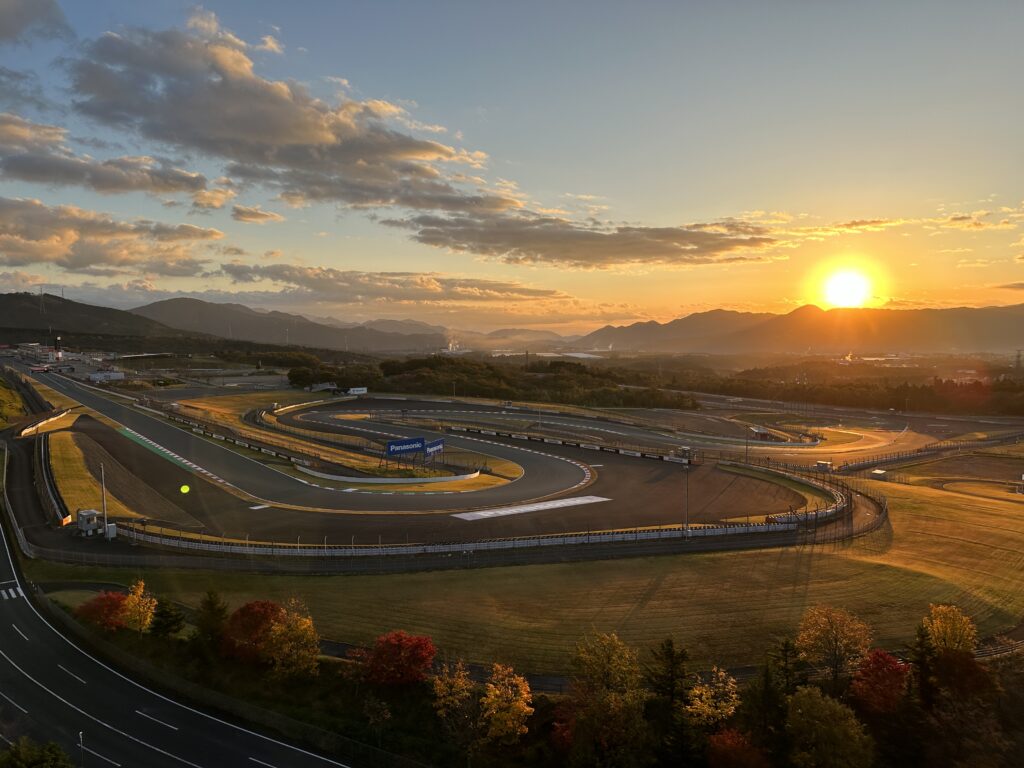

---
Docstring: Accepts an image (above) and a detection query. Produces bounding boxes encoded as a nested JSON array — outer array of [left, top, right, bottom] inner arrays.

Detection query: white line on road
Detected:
[[453, 495, 611, 521], [249, 758, 279, 767], [0, 690, 27, 714], [15, 587, 23, 598], [249, 504, 269, 510], [57, 664, 87, 684], [83, 745, 122, 766], [11, 624, 28, 641], [136, 709, 179, 730]]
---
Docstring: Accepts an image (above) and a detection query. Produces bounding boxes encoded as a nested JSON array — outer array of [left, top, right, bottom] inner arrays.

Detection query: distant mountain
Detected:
[[581, 309, 772, 351], [132, 298, 446, 353], [577, 304, 1024, 353], [361, 318, 448, 336], [0, 292, 184, 337], [486, 328, 563, 341]]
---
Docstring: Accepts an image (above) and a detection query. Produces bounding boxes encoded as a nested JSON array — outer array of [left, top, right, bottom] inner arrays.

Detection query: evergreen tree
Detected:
[[149, 598, 185, 639]]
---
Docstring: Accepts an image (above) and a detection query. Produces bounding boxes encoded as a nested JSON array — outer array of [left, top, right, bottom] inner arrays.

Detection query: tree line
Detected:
[[287, 356, 698, 409], [60, 583, 1024, 767]]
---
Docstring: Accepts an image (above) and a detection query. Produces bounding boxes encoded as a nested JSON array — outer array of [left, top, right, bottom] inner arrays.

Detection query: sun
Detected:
[[822, 269, 872, 308]]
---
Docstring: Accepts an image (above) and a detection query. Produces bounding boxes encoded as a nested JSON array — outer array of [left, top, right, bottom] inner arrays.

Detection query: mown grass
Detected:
[[48, 430, 140, 519], [25, 478, 1024, 673], [178, 390, 318, 417], [0, 379, 24, 428]]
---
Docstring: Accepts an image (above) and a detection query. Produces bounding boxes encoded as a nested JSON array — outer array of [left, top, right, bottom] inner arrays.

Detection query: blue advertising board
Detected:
[[386, 437, 425, 457], [425, 438, 445, 455]]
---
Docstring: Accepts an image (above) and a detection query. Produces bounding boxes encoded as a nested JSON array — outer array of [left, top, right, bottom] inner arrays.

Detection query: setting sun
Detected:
[[823, 270, 872, 308]]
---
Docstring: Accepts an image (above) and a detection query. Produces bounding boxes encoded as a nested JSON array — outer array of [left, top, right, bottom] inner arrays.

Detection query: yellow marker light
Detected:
[[180, 484, 191, 494]]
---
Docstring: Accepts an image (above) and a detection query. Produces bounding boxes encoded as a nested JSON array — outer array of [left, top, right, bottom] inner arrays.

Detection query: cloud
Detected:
[[936, 210, 1016, 231], [0, 0, 70, 45], [0, 67, 51, 110], [256, 35, 283, 54], [0, 195, 221, 276], [382, 212, 780, 269], [0, 112, 225, 205], [191, 186, 236, 210], [999, 283, 1024, 290], [67, 11, 515, 216], [231, 204, 285, 223], [219, 262, 569, 303], [0, 269, 44, 290]]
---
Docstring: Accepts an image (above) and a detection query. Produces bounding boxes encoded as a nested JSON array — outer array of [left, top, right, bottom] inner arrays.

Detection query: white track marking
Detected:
[[83, 745, 122, 766], [453, 495, 610, 521], [136, 709, 179, 730], [11, 624, 28, 641], [57, 664, 87, 684], [0, 690, 27, 714]]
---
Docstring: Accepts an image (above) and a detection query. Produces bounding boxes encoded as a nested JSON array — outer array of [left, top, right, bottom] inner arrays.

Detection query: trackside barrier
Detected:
[[447, 425, 692, 464], [36, 434, 70, 526], [120, 519, 801, 558], [716, 461, 848, 524], [296, 466, 481, 484], [17, 408, 73, 437], [839, 431, 1024, 472]]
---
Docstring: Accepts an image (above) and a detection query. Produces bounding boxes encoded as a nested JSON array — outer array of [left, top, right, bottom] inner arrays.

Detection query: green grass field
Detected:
[[0, 379, 23, 428], [24, 476, 1024, 673]]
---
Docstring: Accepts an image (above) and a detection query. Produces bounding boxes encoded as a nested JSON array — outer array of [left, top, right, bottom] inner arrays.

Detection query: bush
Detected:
[[359, 630, 436, 686], [75, 591, 126, 632]]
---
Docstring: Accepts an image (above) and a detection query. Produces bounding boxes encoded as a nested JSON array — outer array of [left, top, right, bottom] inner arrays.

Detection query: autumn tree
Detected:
[[707, 729, 770, 768], [433, 658, 480, 756], [568, 632, 651, 767], [192, 590, 229, 648], [850, 649, 909, 715], [480, 663, 533, 746], [264, 599, 320, 679], [76, 591, 126, 632], [923, 604, 977, 654], [222, 600, 286, 664], [363, 695, 391, 748], [786, 687, 874, 768], [149, 599, 185, 639], [0, 736, 73, 767], [122, 579, 157, 635], [686, 666, 740, 728], [362, 630, 437, 686], [795, 605, 871, 690]]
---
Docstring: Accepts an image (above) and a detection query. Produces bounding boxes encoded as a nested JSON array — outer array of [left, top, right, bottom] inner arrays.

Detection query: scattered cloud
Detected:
[[0, 195, 221, 276], [256, 35, 283, 54], [999, 282, 1024, 291], [231, 204, 285, 223], [0, 0, 71, 45]]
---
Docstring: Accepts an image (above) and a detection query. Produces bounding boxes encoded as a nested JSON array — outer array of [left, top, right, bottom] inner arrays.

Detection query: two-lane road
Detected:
[[0, 481, 354, 767]]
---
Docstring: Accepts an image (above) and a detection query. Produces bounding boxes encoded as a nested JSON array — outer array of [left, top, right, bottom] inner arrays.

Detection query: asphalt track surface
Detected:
[[0, 507, 352, 766], [25, 373, 806, 545]]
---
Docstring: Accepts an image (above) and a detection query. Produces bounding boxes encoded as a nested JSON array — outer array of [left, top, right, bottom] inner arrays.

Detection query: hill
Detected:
[[132, 298, 446, 353], [578, 304, 1024, 353], [0, 292, 185, 337]]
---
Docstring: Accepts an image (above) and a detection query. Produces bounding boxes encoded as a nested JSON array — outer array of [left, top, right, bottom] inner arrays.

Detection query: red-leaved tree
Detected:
[[850, 649, 909, 715], [360, 630, 436, 686], [222, 600, 286, 664], [707, 729, 771, 768], [76, 591, 127, 632]]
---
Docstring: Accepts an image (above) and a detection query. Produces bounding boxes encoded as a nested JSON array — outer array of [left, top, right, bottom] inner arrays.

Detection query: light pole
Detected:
[[683, 464, 690, 538]]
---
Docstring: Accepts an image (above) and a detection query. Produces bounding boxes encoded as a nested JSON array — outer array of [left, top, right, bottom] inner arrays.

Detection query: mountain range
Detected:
[[3, 292, 1023, 354], [579, 304, 1024, 353]]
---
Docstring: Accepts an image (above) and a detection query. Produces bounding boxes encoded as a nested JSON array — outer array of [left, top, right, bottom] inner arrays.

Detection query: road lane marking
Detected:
[[0, 649, 204, 768], [136, 710, 179, 730], [83, 745, 122, 766], [15, 587, 23, 598], [57, 664, 87, 684], [11, 624, 28, 641], [0, 690, 27, 714], [249, 504, 269, 510], [249, 759, 279, 768], [453, 495, 611, 521]]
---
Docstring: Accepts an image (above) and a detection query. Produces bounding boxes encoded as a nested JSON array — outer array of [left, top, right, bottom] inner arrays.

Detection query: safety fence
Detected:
[[838, 431, 1024, 473]]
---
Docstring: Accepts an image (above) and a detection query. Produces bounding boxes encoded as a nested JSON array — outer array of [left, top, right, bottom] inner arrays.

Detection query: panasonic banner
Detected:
[[386, 437, 425, 457], [425, 438, 445, 456]]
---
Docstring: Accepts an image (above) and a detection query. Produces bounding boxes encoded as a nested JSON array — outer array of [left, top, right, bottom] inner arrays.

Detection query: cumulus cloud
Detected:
[[231, 204, 285, 223], [0, 195, 221, 276], [0, 67, 51, 110], [67, 10, 515, 216], [0, 112, 226, 206], [0, 0, 70, 44], [935, 210, 1016, 231]]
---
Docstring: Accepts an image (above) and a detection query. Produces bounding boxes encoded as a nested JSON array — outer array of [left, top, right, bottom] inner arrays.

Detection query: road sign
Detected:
[[386, 437, 425, 457], [425, 438, 445, 456]]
